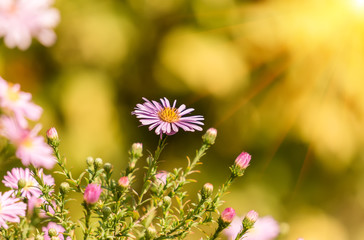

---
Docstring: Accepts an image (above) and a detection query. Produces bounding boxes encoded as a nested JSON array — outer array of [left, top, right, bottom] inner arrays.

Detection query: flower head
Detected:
[[132, 97, 204, 136], [221, 207, 236, 224], [0, 0, 60, 50], [2, 168, 41, 198], [42, 222, 71, 240], [154, 171, 168, 186], [118, 176, 129, 188], [84, 183, 102, 205], [0, 191, 27, 229], [0, 77, 42, 127], [235, 152, 251, 170], [0, 117, 56, 169]]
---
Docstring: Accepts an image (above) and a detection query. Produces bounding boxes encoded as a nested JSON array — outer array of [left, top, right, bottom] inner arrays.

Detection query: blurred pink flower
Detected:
[[0, 116, 56, 169], [84, 183, 102, 204], [0, 77, 42, 127], [2, 168, 41, 198], [221, 208, 236, 223], [224, 215, 280, 240], [28, 196, 55, 218], [155, 171, 168, 186], [0, 0, 60, 50], [42, 222, 71, 240], [0, 191, 27, 229]]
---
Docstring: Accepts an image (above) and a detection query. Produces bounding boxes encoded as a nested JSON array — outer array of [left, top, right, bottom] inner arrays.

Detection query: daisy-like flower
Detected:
[[0, 116, 56, 169], [2, 168, 42, 199], [0, 0, 60, 50], [132, 97, 204, 136], [0, 191, 27, 229], [42, 222, 71, 240], [224, 215, 280, 240], [0, 77, 42, 127]]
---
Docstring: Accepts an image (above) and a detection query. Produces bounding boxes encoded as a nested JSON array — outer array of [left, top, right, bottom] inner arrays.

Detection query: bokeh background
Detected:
[[1, 0, 364, 239]]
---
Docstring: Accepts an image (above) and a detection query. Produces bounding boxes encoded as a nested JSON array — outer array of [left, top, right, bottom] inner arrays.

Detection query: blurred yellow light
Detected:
[[354, 0, 364, 8]]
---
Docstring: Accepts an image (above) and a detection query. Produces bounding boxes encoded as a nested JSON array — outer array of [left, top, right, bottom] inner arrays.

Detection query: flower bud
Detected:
[[94, 158, 103, 169], [47, 127, 59, 141], [155, 171, 168, 186], [48, 228, 58, 237], [103, 163, 113, 173], [102, 206, 112, 218], [86, 157, 94, 166], [84, 183, 102, 205], [163, 196, 171, 209], [60, 182, 70, 195], [221, 207, 236, 224], [17, 179, 26, 189], [118, 176, 129, 188], [201, 183, 213, 199], [243, 210, 258, 230], [146, 226, 157, 238], [235, 152, 251, 170], [131, 143, 143, 158], [202, 128, 217, 145]]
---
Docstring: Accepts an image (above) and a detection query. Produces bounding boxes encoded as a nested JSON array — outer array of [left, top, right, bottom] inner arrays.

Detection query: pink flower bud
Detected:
[[246, 210, 259, 222], [46, 127, 58, 140], [155, 171, 168, 185], [84, 183, 102, 204], [221, 207, 236, 223], [202, 128, 217, 145], [235, 152, 251, 169], [118, 176, 129, 188]]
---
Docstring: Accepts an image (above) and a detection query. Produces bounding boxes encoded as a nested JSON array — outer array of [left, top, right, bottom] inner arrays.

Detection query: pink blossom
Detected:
[[0, 191, 27, 229], [221, 208, 236, 223], [155, 171, 168, 186], [0, 117, 56, 169], [42, 222, 71, 240], [224, 215, 280, 240], [235, 152, 251, 170], [0, 77, 42, 127], [28, 196, 55, 218], [0, 0, 60, 50], [2, 168, 41, 198], [118, 176, 129, 188], [84, 183, 102, 204]]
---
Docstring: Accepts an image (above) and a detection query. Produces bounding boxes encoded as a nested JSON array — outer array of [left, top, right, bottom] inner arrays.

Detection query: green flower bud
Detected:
[[86, 157, 94, 166], [48, 228, 58, 237], [94, 158, 103, 169], [60, 182, 70, 195], [202, 128, 217, 145], [131, 143, 143, 158], [146, 225, 157, 238], [201, 183, 213, 199], [102, 206, 112, 218], [103, 163, 113, 173], [17, 179, 26, 189]]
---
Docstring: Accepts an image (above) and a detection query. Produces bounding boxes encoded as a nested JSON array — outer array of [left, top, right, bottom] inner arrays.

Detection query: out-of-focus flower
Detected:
[[42, 222, 71, 240], [0, 191, 27, 229], [235, 152, 251, 170], [244, 216, 280, 240], [27, 196, 55, 218], [0, 0, 60, 50], [221, 208, 236, 224], [0, 77, 42, 127], [37, 168, 55, 186], [83, 183, 102, 205], [118, 176, 129, 188], [2, 168, 41, 198], [154, 171, 168, 186], [132, 97, 204, 136], [225, 215, 280, 240], [0, 117, 56, 169]]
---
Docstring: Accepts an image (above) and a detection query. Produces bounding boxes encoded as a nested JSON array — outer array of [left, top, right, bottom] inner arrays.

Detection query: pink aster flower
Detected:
[[84, 183, 102, 205], [0, 77, 42, 127], [0, 0, 60, 50], [132, 97, 204, 136], [0, 116, 56, 169], [0, 191, 27, 229], [42, 222, 71, 240], [2, 168, 41, 198], [224, 215, 280, 240]]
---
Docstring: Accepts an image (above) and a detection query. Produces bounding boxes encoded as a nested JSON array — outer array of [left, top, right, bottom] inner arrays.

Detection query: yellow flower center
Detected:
[[7, 84, 20, 102], [22, 137, 34, 149], [158, 107, 180, 123]]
